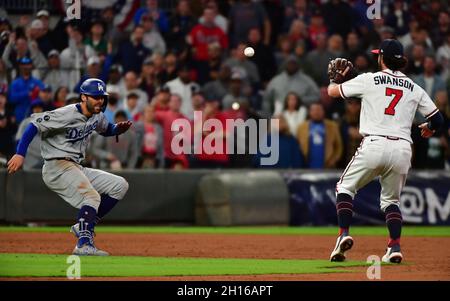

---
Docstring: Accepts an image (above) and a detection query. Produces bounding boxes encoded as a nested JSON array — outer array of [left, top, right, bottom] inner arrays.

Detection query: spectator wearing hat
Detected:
[[8, 57, 45, 123], [84, 19, 107, 56], [60, 23, 96, 91], [133, 0, 170, 34], [224, 43, 260, 87], [202, 64, 231, 103], [222, 70, 250, 110], [187, 6, 228, 63], [0, 18, 13, 55], [140, 14, 166, 55], [73, 56, 107, 93], [139, 57, 157, 102], [106, 64, 125, 100], [115, 25, 152, 74], [41, 49, 70, 91], [90, 110, 139, 170], [2, 34, 47, 80], [15, 99, 44, 170], [165, 64, 201, 120], [35, 84, 55, 111], [263, 55, 319, 116], [0, 89, 17, 159], [28, 17, 53, 56]]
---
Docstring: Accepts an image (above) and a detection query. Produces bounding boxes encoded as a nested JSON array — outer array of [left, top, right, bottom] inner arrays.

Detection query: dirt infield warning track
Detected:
[[1, 232, 449, 280]]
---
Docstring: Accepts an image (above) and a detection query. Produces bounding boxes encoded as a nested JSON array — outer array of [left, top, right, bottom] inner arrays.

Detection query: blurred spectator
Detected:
[[297, 103, 343, 168], [431, 11, 449, 49], [29, 17, 53, 57], [36, 84, 54, 111], [353, 53, 372, 74], [115, 25, 152, 74], [338, 99, 363, 168], [190, 98, 229, 168], [199, 0, 228, 34], [0, 58, 9, 91], [15, 99, 44, 170], [195, 42, 223, 85], [153, 85, 171, 111], [413, 56, 447, 100], [166, 0, 197, 54], [228, 0, 271, 47], [157, 52, 178, 84], [436, 33, 450, 81], [322, 0, 354, 38], [263, 55, 320, 116], [406, 44, 426, 75], [139, 57, 157, 102], [247, 27, 276, 86], [91, 110, 139, 170], [152, 93, 189, 169], [222, 71, 249, 110], [344, 32, 362, 62], [254, 114, 303, 168], [305, 33, 333, 86], [166, 64, 200, 119], [385, 0, 411, 37], [103, 86, 121, 123], [283, 0, 312, 33], [123, 92, 143, 122], [141, 15, 166, 55], [308, 12, 327, 49], [202, 64, 231, 102], [328, 34, 345, 57], [275, 35, 294, 71], [399, 18, 420, 50], [124, 70, 148, 113], [35, 10, 53, 56], [133, 0, 170, 34], [60, 23, 96, 91], [8, 57, 44, 123], [83, 19, 107, 57], [41, 49, 70, 92], [192, 91, 205, 112], [281, 92, 307, 136], [106, 64, 125, 101], [224, 43, 260, 86], [2, 34, 47, 79], [74, 56, 105, 93], [53, 86, 68, 108], [0, 90, 17, 159], [188, 6, 228, 62], [136, 104, 164, 168], [288, 19, 308, 45]]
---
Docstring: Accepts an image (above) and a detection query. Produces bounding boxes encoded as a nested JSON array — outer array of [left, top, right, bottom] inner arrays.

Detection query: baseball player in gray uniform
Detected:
[[8, 78, 132, 256], [327, 40, 444, 263]]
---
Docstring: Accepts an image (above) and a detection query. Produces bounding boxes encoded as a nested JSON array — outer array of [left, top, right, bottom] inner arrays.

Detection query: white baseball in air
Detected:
[[244, 47, 255, 57]]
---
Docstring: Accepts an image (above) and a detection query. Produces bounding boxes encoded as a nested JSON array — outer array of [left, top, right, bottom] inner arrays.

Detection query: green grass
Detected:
[[0, 226, 449, 236], [0, 253, 368, 277]]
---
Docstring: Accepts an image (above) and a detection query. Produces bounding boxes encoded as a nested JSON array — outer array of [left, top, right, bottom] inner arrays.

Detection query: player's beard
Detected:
[[86, 99, 101, 114]]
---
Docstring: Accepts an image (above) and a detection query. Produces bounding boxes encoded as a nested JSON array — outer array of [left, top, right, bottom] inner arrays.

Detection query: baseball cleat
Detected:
[[72, 243, 109, 256], [330, 235, 354, 262], [70, 223, 95, 238], [382, 245, 403, 264]]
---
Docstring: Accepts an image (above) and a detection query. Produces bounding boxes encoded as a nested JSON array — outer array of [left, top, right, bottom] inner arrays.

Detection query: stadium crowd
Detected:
[[0, 0, 449, 170]]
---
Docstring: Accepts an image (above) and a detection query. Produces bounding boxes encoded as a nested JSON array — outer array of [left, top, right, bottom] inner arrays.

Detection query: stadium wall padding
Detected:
[[2, 169, 449, 225]]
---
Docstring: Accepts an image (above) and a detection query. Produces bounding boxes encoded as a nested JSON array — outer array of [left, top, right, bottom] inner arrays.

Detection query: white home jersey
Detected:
[[338, 69, 438, 143], [31, 104, 109, 163]]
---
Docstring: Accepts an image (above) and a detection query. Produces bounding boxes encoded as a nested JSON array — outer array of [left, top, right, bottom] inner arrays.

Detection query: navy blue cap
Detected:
[[371, 39, 404, 59], [30, 99, 44, 108], [18, 57, 33, 65]]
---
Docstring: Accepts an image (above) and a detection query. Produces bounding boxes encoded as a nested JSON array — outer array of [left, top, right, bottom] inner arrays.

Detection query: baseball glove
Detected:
[[327, 58, 357, 84]]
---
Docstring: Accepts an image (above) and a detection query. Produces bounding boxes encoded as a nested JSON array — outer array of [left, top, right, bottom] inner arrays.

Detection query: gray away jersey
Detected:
[[31, 104, 109, 163]]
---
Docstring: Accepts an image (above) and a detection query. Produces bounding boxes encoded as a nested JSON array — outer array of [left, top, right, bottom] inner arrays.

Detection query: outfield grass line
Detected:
[[0, 253, 369, 277], [0, 226, 449, 236]]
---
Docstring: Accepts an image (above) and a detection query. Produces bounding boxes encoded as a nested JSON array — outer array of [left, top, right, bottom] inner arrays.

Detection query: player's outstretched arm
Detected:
[[7, 123, 38, 174], [418, 110, 444, 138], [100, 121, 133, 137]]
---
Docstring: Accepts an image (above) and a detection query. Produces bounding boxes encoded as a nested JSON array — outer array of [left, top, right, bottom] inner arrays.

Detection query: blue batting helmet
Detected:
[[80, 78, 108, 112]]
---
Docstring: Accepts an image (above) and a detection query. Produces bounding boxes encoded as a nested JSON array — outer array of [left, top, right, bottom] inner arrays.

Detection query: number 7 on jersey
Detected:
[[384, 88, 403, 116]]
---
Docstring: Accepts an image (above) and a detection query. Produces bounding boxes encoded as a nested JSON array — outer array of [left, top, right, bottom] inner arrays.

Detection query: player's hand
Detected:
[[116, 121, 132, 135], [7, 154, 25, 174], [418, 122, 435, 138]]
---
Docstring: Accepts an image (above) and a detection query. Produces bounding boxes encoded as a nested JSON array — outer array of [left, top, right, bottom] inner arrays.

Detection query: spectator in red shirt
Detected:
[[152, 93, 189, 169], [309, 12, 327, 49], [190, 98, 229, 168], [187, 7, 228, 62], [140, 104, 164, 168]]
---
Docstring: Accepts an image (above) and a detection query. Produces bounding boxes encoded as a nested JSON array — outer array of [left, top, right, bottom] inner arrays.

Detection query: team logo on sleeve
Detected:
[[44, 115, 50, 121], [36, 118, 43, 123]]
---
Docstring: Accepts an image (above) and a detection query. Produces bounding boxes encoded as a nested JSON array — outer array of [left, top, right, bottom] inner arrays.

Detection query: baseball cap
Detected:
[[371, 39, 404, 59], [48, 49, 60, 58], [143, 57, 153, 65], [36, 10, 50, 18], [42, 84, 52, 92], [30, 19, 44, 29], [109, 64, 123, 74], [18, 57, 33, 65], [156, 84, 170, 93], [30, 99, 44, 108]]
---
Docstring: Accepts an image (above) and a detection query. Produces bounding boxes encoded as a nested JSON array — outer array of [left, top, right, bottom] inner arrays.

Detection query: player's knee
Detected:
[[111, 177, 129, 200]]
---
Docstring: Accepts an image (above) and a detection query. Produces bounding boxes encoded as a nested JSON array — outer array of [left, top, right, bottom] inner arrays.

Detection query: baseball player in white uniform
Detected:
[[326, 39, 444, 263], [8, 78, 132, 256]]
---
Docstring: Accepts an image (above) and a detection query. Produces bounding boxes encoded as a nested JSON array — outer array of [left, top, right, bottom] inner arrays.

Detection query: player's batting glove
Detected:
[[116, 121, 133, 135], [328, 58, 357, 84]]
